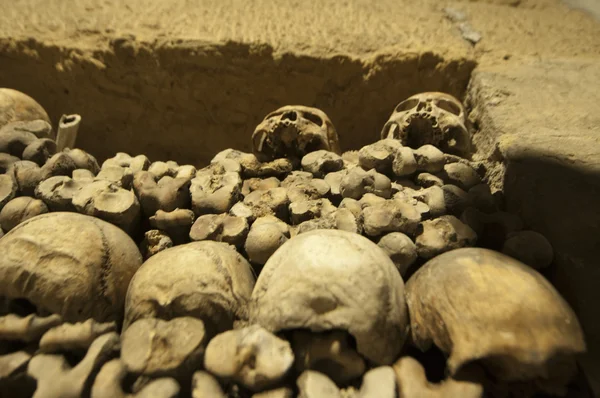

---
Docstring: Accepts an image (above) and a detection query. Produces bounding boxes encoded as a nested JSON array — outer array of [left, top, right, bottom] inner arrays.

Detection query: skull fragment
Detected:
[[252, 106, 341, 162], [381, 92, 470, 156]]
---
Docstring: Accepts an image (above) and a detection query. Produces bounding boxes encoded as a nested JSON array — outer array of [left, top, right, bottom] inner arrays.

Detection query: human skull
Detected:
[[405, 248, 585, 395], [0, 212, 142, 323], [381, 92, 470, 156], [249, 229, 409, 365], [252, 106, 341, 162], [124, 241, 256, 336], [0, 88, 51, 130]]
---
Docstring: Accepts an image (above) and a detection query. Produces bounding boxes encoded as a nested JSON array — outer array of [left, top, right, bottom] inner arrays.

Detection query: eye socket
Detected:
[[302, 112, 324, 126], [394, 98, 419, 113], [435, 99, 462, 116]]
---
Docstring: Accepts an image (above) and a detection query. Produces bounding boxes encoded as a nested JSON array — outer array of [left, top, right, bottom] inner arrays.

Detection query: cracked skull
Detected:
[[252, 105, 341, 161], [381, 92, 470, 156]]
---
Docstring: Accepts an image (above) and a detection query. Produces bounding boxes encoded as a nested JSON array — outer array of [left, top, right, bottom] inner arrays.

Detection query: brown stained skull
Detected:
[[252, 106, 341, 162], [381, 92, 471, 156]]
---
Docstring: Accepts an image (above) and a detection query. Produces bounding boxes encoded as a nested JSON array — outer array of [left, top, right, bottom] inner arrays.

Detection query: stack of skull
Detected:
[[0, 88, 586, 398]]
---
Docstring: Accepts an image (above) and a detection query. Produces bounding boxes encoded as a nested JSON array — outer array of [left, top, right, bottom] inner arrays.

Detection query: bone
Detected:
[[381, 92, 470, 156], [35, 175, 82, 212], [64, 148, 100, 174], [148, 161, 177, 180], [409, 185, 446, 218], [27, 332, 120, 398], [123, 241, 254, 335], [502, 230, 554, 269], [0, 119, 53, 140], [191, 371, 226, 398], [0, 153, 20, 173], [280, 171, 314, 188], [22, 138, 57, 166], [40, 152, 78, 180], [286, 181, 327, 204], [296, 370, 341, 398], [438, 162, 482, 191], [291, 330, 365, 385], [95, 165, 134, 189], [190, 165, 242, 216], [338, 198, 362, 218], [242, 156, 296, 179], [358, 192, 386, 208], [204, 325, 294, 391], [377, 232, 418, 276], [102, 153, 150, 174], [56, 114, 81, 151], [415, 215, 477, 259], [242, 177, 281, 196], [289, 198, 336, 225], [405, 248, 584, 395], [121, 317, 207, 378], [0, 129, 37, 157], [467, 183, 497, 213], [357, 367, 397, 398], [133, 171, 191, 217], [92, 359, 180, 398], [301, 150, 344, 178], [413, 144, 446, 173], [243, 187, 290, 221], [229, 202, 256, 223], [175, 164, 196, 180], [340, 168, 392, 200], [0, 350, 32, 381], [358, 139, 401, 174], [324, 169, 348, 197], [0, 174, 18, 212], [294, 207, 361, 235], [72, 180, 141, 235], [245, 216, 291, 265], [442, 184, 471, 216], [39, 319, 117, 353], [392, 146, 418, 177], [189, 214, 249, 249], [149, 208, 195, 244], [393, 357, 484, 398], [140, 229, 174, 259], [0, 196, 49, 232], [415, 172, 444, 188], [252, 387, 294, 398], [362, 199, 421, 237], [252, 105, 340, 161], [8, 160, 42, 196], [72, 168, 96, 184], [0, 314, 62, 343]]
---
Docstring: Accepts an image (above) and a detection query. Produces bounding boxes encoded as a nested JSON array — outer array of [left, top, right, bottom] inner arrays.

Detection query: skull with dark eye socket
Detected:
[[381, 92, 471, 157], [252, 105, 341, 162]]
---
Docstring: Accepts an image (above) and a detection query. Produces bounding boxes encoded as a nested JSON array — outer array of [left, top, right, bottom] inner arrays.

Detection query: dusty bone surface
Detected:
[[0, 212, 142, 323], [204, 325, 294, 391], [405, 248, 585, 395]]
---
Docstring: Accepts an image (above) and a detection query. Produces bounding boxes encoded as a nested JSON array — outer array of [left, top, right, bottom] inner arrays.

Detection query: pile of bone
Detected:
[[0, 88, 586, 398]]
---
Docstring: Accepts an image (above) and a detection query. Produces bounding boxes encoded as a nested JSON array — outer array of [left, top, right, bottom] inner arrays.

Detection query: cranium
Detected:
[[405, 248, 585, 395], [0, 212, 143, 323], [249, 229, 409, 369], [0, 88, 51, 130], [123, 241, 256, 336], [252, 106, 341, 162], [381, 92, 470, 156]]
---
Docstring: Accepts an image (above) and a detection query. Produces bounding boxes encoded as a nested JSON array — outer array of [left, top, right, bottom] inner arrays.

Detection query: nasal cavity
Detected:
[[282, 111, 297, 121]]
